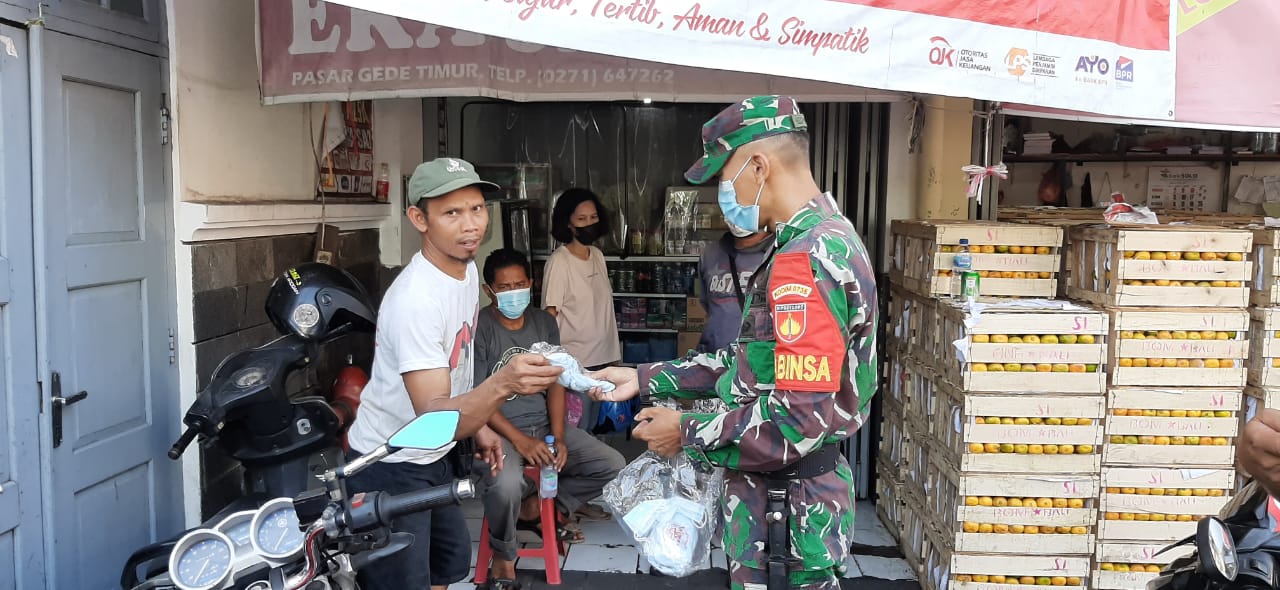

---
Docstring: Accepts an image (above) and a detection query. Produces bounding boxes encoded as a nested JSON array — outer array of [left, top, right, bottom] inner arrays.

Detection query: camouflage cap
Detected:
[[684, 95, 807, 185]]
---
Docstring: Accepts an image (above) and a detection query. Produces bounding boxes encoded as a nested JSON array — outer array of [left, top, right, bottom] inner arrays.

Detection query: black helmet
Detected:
[[265, 263, 376, 341]]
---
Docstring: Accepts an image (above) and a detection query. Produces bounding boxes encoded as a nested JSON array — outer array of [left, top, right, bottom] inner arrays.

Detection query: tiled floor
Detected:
[[448, 499, 916, 589]]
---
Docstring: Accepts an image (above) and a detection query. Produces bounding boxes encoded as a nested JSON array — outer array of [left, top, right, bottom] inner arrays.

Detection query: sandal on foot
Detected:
[[485, 579, 522, 590], [575, 503, 612, 521], [516, 517, 585, 544]]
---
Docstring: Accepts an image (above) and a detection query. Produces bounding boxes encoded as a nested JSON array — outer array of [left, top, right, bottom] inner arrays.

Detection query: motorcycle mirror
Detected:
[[1197, 516, 1238, 582], [387, 410, 461, 452]]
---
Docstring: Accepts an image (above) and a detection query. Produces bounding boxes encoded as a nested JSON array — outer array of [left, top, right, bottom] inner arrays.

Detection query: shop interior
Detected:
[[441, 97, 894, 499]]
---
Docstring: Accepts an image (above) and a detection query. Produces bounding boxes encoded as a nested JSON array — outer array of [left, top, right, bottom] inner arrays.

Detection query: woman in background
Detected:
[[542, 188, 621, 435]]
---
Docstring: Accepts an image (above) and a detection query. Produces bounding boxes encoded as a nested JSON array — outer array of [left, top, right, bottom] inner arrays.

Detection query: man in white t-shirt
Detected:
[[345, 157, 564, 590]]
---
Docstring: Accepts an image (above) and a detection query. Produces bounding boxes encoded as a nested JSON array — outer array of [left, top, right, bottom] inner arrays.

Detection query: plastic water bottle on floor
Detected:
[[540, 435, 558, 499]]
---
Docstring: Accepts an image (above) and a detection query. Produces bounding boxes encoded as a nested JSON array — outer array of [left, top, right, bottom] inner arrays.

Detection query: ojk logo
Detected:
[[1075, 55, 1110, 75], [929, 36, 955, 67]]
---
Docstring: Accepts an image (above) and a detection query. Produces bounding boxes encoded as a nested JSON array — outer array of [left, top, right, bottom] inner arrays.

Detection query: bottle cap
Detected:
[[545, 435, 555, 444]]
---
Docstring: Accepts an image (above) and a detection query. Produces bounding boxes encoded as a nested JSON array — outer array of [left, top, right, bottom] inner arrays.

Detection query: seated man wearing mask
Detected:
[[474, 248, 627, 589]]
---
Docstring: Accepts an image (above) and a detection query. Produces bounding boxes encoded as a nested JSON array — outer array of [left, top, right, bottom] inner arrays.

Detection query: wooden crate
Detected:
[[1067, 225, 1253, 308], [904, 414, 932, 494], [890, 284, 941, 358], [1109, 308, 1249, 387], [998, 211, 1110, 299], [1094, 543, 1195, 590], [879, 401, 907, 476], [905, 359, 944, 431], [902, 492, 937, 574], [936, 299, 1109, 394], [1098, 467, 1233, 542], [890, 220, 1063, 298], [925, 455, 1099, 555], [932, 386, 1104, 474], [920, 545, 1092, 590], [1103, 388, 1241, 467], [1249, 307, 1280, 386], [883, 356, 913, 410], [877, 459, 905, 543], [1244, 385, 1280, 421], [1251, 229, 1280, 306]]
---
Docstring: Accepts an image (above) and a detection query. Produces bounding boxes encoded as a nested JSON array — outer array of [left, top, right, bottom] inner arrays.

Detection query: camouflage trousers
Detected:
[[719, 459, 856, 590]]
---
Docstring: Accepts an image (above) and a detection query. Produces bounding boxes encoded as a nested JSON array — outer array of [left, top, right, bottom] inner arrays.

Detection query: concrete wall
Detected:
[[166, 0, 423, 524]]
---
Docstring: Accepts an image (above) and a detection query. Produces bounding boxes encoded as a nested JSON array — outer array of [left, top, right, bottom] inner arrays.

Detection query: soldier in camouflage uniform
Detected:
[[591, 96, 879, 590]]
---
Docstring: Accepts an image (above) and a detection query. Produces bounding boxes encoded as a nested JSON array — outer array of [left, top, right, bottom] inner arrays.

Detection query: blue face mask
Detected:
[[718, 159, 766, 234], [494, 288, 530, 319]]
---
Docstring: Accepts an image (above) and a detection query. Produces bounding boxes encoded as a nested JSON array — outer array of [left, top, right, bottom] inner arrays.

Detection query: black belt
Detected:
[[760, 444, 842, 481]]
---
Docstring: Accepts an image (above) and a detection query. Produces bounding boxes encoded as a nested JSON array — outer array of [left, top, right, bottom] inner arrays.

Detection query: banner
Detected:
[[306, 0, 1177, 119], [259, 0, 903, 104], [1004, 0, 1280, 131]]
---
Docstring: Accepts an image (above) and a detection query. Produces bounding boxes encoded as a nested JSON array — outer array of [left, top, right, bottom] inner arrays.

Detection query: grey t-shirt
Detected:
[[474, 306, 561, 430]]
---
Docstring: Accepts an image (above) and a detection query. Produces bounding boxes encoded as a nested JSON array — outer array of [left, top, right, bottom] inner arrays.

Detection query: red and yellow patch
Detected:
[[769, 252, 842, 392]]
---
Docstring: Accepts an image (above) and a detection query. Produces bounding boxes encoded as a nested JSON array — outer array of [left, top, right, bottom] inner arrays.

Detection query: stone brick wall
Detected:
[[190, 229, 397, 517]]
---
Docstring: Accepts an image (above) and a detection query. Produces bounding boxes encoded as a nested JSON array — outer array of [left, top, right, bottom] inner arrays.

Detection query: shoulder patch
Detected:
[[768, 251, 843, 392]]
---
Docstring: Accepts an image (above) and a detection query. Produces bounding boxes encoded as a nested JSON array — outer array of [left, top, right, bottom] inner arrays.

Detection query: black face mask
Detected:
[[574, 223, 604, 246]]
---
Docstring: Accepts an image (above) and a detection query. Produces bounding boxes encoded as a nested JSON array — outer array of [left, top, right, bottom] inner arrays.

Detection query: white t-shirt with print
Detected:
[[346, 251, 479, 465]]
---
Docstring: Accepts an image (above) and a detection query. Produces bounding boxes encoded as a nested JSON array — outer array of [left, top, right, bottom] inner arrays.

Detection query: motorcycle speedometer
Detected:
[[168, 529, 234, 590], [230, 366, 269, 389], [251, 497, 307, 560]]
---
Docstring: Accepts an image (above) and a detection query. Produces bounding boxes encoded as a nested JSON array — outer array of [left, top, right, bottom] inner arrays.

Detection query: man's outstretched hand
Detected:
[[587, 366, 640, 402], [1239, 408, 1280, 497], [496, 353, 563, 396]]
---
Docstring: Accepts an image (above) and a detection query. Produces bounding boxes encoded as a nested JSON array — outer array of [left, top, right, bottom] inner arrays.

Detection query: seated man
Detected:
[[474, 248, 627, 587]]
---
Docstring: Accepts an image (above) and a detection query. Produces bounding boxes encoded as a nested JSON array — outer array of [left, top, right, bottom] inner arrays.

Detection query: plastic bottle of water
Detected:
[[539, 435, 558, 499], [952, 239, 972, 299]]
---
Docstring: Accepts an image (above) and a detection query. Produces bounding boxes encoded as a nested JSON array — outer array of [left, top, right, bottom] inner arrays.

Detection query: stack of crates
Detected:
[[1064, 224, 1253, 590], [918, 300, 1109, 590]]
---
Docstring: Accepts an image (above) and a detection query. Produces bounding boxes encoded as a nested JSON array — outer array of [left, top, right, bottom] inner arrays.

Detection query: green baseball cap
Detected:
[[685, 95, 807, 185], [406, 157, 500, 204]]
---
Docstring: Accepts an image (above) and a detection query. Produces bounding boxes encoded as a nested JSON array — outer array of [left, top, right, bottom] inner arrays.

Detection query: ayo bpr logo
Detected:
[[1005, 47, 1030, 77], [775, 303, 807, 344], [1115, 57, 1134, 82], [928, 36, 955, 67], [1075, 55, 1110, 75]]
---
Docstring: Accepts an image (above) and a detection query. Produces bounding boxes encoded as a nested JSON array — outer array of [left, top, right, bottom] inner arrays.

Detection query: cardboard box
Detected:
[[678, 331, 701, 356], [685, 297, 707, 331]]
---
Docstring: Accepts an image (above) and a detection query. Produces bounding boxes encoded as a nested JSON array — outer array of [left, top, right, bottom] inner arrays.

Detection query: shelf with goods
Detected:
[[934, 299, 1109, 394], [1108, 308, 1249, 387], [1065, 225, 1254, 308], [890, 220, 1064, 299], [1093, 542, 1195, 590], [1097, 467, 1235, 544], [1101, 387, 1242, 468]]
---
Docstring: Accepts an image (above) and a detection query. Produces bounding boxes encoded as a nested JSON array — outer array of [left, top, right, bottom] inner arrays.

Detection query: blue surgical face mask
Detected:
[[718, 159, 766, 234], [494, 288, 530, 319]]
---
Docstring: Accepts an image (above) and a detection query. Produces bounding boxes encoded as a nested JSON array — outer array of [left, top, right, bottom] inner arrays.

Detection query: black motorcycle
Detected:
[[120, 263, 380, 589], [1148, 481, 1278, 590]]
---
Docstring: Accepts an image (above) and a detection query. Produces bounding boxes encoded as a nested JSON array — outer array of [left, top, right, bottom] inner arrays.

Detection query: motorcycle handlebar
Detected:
[[381, 479, 475, 523], [168, 426, 199, 460]]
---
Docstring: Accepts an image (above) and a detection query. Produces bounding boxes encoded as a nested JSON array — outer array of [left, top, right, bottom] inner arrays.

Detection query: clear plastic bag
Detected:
[[529, 342, 615, 394], [602, 446, 724, 577]]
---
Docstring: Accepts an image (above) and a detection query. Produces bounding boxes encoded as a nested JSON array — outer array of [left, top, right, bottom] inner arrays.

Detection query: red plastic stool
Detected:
[[474, 466, 565, 585]]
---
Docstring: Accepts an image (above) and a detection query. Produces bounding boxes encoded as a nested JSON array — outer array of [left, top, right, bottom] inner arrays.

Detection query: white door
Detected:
[[38, 31, 180, 589], [0, 24, 46, 590]]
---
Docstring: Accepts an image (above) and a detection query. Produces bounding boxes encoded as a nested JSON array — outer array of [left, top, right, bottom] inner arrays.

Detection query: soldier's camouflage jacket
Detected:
[[638, 193, 879, 587]]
